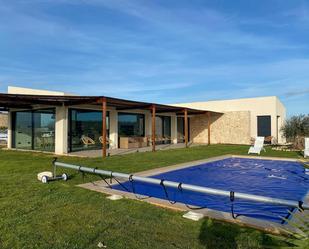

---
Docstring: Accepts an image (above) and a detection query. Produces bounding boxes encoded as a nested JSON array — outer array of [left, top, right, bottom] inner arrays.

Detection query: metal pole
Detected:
[[54, 161, 309, 210], [102, 97, 107, 158], [184, 109, 188, 147], [152, 105, 156, 152]]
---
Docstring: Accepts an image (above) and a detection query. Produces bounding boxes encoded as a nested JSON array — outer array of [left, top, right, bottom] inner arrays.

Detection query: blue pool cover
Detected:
[[112, 157, 309, 223]]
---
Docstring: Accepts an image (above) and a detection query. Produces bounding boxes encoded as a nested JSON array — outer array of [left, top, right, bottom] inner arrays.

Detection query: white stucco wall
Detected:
[[109, 109, 118, 149], [55, 106, 68, 155], [8, 86, 75, 96], [7, 112, 12, 149], [173, 96, 286, 144]]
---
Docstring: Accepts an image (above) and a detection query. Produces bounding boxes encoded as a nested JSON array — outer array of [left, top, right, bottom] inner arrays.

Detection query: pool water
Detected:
[[113, 157, 309, 223]]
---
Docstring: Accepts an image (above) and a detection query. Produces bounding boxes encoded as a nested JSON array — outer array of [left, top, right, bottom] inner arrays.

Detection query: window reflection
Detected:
[[69, 109, 109, 152], [33, 109, 55, 151], [118, 113, 145, 137], [13, 109, 55, 152], [156, 116, 171, 144], [177, 117, 190, 143]]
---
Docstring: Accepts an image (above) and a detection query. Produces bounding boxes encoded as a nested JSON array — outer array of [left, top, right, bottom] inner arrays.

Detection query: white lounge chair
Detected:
[[99, 136, 111, 146], [304, 137, 309, 158], [81, 135, 95, 148], [248, 136, 265, 155]]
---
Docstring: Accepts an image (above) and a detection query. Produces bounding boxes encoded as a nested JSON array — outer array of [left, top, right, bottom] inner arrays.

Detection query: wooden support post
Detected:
[[152, 105, 156, 152], [184, 108, 188, 148], [207, 112, 211, 145], [102, 97, 107, 158]]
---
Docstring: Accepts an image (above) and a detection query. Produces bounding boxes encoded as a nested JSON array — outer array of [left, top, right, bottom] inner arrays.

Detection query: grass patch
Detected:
[[0, 145, 305, 248]]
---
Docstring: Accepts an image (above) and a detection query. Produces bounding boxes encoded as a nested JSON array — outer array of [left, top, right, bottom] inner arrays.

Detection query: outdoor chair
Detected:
[[163, 135, 172, 144], [264, 136, 272, 144], [264, 136, 278, 145], [248, 136, 265, 155], [304, 137, 309, 158], [177, 135, 185, 143], [155, 135, 165, 144], [99, 136, 110, 146], [147, 135, 155, 145], [81, 135, 95, 147]]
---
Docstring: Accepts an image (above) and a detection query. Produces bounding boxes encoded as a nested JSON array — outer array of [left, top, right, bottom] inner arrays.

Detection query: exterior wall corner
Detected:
[[55, 106, 68, 155]]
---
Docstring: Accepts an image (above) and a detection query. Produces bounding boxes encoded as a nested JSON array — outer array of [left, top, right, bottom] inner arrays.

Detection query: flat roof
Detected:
[[0, 93, 221, 115]]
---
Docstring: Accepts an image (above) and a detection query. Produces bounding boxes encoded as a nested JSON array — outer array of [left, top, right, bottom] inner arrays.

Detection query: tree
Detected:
[[281, 114, 309, 149]]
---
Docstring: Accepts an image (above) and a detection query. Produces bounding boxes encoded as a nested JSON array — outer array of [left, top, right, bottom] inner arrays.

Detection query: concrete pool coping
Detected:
[[78, 154, 309, 235]]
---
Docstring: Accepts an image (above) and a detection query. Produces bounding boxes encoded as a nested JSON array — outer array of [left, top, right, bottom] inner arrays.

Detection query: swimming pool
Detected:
[[112, 157, 309, 223]]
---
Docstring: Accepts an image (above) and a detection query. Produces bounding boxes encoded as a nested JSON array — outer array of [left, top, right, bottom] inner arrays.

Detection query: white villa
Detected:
[[0, 86, 286, 157]]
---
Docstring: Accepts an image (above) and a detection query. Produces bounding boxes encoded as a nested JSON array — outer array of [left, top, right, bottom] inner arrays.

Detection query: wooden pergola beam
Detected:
[[184, 108, 188, 148], [152, 104, 156, 152], [116, 105, 151, 111], [175, 111, 207, 116], [101, 97, 107, 158]]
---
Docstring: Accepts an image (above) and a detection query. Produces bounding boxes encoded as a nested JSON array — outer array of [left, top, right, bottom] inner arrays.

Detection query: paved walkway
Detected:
[[70, 143, 200, 158]]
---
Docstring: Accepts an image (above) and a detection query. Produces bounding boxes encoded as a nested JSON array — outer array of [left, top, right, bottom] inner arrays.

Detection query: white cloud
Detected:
[[1, 0, 309, 114]]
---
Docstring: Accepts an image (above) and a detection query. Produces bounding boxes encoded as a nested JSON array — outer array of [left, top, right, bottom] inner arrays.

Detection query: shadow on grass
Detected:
[[198, 218, 291, 249]]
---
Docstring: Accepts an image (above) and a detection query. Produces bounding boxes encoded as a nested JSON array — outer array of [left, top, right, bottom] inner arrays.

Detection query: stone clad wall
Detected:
[[0, 113, 8, 128], [190, 111, 251, 145]]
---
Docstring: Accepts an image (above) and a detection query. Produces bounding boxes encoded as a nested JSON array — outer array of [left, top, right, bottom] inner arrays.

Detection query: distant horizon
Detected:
[[0, 0, 308, 116]]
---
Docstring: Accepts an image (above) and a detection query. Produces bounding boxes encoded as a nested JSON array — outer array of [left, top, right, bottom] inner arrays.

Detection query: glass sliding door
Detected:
[[33, 109, 55, 151], [118, 113, 145, 137], [69, 109, 109, 152], [13, 112, 32, 150], [162, 116, 171, 140], [156, 116, 163, 137], [155, 116, 171, 144], [177, 117, 190, 143], [12, 109, 55, 151]]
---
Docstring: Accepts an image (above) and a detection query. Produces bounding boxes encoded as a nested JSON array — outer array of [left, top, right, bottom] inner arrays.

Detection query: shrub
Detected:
[[281, 114, 309, 149]]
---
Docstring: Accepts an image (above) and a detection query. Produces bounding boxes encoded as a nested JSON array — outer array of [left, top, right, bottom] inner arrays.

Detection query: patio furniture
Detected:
[[263, 136, 278, 145], [248, 136, 265, 155], [264, 136, 272, 144], [164, 135, 172, 143], [177, 134, 185, 143], [155, 135, 165, 144], [81, 135, 95, 147], [250, 137, 255, 145], [146, 135, 154, 146], [99, 136, 110, 146], [41, 132, 53, 148], [119, 136, 147, 149], [146, 135, 171, 145], [146, 135, 157, 146], [305, 137, 309, 158], [0, 132, 8, 143]]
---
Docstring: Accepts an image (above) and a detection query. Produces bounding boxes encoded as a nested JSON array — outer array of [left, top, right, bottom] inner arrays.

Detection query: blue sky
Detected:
[[0, 0, 308, 116]]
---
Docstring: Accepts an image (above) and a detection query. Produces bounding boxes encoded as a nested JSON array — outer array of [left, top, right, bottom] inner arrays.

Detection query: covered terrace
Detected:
[[0, 93, 221, 158]]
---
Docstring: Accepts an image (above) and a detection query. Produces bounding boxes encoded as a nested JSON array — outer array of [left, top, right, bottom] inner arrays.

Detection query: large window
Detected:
[[69, 109, 109, 152], [156, 116, 171, 144], [177, 117, 190, 143], [12, 109, 55, 152], [257, 115, 271, 137], [118, 113, 145, 137]]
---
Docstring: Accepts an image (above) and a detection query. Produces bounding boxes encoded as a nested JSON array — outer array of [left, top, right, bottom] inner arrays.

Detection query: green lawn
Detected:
[[0, 145, 306, 249]]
